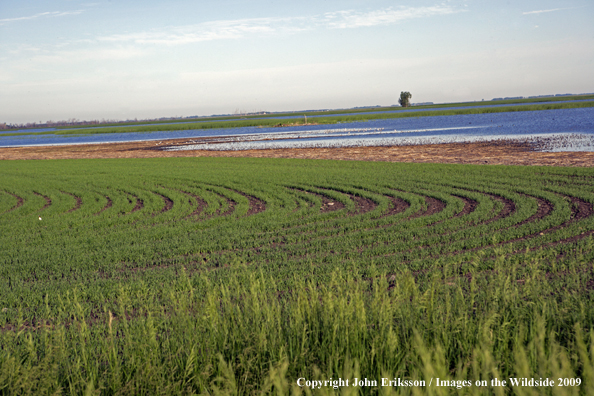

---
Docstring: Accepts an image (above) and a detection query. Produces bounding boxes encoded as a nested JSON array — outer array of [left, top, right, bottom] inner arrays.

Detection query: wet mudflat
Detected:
[[3, 138, 594, 167]]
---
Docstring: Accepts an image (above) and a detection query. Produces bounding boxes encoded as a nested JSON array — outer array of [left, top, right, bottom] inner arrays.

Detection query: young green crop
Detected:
[[1, 157, 594, 394]]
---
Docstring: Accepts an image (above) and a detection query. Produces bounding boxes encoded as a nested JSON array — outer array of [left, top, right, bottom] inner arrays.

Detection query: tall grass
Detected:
[[1, 253, 593, 395]]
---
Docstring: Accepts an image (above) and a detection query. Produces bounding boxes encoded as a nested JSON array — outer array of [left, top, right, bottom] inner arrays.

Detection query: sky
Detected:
[[1, 0, 593, 124]]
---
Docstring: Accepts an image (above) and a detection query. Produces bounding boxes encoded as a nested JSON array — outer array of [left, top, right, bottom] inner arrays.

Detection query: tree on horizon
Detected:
[[399, 91, 412, 107]]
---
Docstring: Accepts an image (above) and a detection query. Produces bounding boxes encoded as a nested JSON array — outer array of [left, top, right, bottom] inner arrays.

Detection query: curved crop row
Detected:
[[1, 158, 594, 321], [3, 158, 594, 393]]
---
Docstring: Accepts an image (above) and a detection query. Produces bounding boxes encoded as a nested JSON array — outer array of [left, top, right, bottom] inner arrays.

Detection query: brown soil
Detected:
[[566, 195, 593, 222], [180, 190, 207, 218], [480, 194, 516, 226], [4, 192, 24, 213], [128, 195, 143, 213], [235, 191, 266, 216], [380, 197, 411, 218], [532, 195, 594, 249], [408, 196, 446, 219], [453, 195, 479, 218], [96, 196, 112, 215], [33, 192, 51, 211], [318, 194, 345, 213], [2, 139, 594, 167], [155, 192, 174, 215], [62, 191, 82, 213], [287, 188, 346, 213], [515, 195, 554, 227], [215, 194, 236, 217], [353, 196, 377, 214], [466, 193, 593, 254]]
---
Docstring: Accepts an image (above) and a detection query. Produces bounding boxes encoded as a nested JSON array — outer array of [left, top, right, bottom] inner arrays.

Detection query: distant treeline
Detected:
[[0, 117, 179, 130], [3, 93, 593, 130]]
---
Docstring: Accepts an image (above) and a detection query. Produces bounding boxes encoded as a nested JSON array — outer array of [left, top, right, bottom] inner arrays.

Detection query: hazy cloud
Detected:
[[98, 5, 460, 45], [98, 18, 285, 45], [323, 6, 460, 29], [523, 7, 576, 15], [28, 47, 148, 64], [0, 10, 83, 24]]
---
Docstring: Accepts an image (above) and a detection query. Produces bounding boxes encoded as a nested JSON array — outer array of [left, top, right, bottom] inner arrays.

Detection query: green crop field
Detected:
[[1, 157, 594, 395]]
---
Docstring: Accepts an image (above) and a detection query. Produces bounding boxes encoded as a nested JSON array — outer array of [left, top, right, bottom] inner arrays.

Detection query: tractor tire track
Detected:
[[379, 196, 410, 218], [154, 192, 174, 215], [3, 191, 24, 214], [477, 194, 516, 226], [61, 191, 82, 213], [180, 190, 208, 219], [453, 195, 479, 218], [407, 196, 446, 220], [95, 196, 113, 215], [33, 192, 51, 211], [235, 190, 267, 216], [352, 195, 378, 215]]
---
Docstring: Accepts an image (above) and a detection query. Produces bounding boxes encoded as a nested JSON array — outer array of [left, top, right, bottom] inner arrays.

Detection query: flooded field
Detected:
[[165, 107, 594, 152], [2, 106, 593, 152]]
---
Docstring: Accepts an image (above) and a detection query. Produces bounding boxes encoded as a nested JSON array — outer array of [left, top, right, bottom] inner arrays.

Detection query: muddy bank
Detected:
[[1, 138, 594, 167]]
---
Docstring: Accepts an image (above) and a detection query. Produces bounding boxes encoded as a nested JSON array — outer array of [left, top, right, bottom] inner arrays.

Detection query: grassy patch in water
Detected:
[[4, 100, 594, 138]]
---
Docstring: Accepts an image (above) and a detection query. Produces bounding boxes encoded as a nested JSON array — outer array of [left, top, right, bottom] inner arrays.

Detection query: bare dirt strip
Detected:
[[95, 196, 113, 216], [481, 194, 516, 226], [33, 192, 52, 211], [309, 190, 345, 213], [408, 196, 446, 220], [62, 191, 82, 213], [154, 192, 174, 215], [180, 190, 207, 219], [2, 139, 594, 167], [380, 197, 410, 218], [452, 195, 479, 218], [3, 192, 24, 213], [352, 196, 377, 214], [127, 194, 143, 213], [213, 193, 236, 217], [235, 191, 267, 216]]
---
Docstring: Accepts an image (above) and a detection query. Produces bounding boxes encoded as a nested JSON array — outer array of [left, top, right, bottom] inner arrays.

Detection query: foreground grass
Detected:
[[1, 157, 594, 394], [2, 259, 594, 395]]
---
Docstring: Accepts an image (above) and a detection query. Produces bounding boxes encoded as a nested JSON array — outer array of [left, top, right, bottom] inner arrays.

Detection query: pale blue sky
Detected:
[[1, 0, 593, 123]]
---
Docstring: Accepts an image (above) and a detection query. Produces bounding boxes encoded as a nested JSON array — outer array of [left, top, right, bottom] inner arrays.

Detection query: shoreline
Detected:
[[1, 137, 594, 167]]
